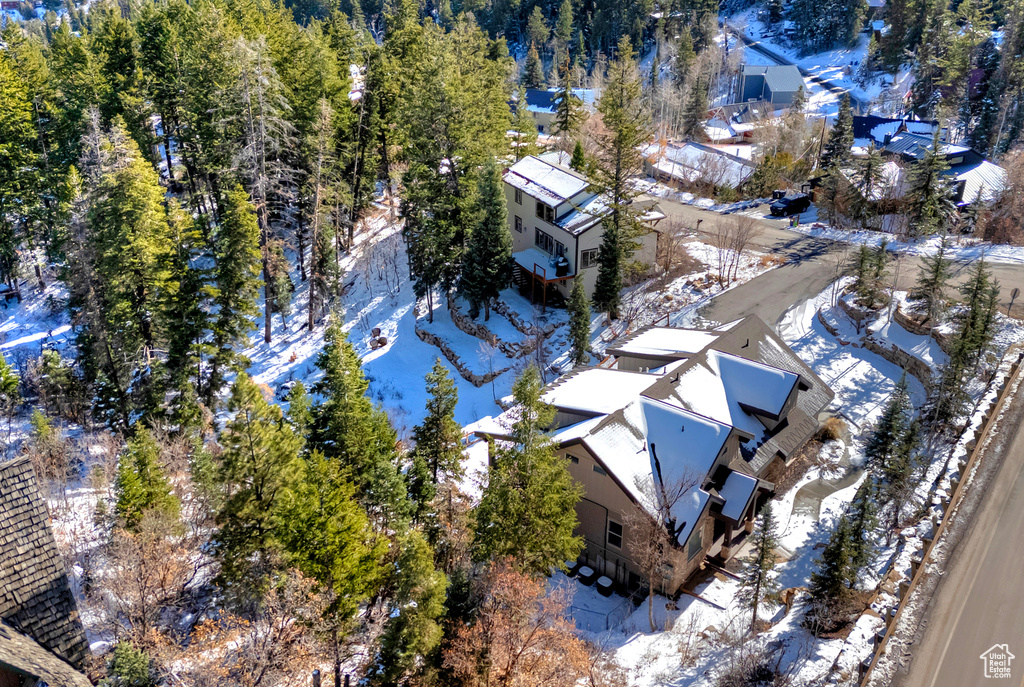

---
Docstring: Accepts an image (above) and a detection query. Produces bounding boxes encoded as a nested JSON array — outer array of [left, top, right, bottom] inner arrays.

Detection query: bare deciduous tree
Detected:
[[444, 560, 592, 686], [625, 471, 699, 632]]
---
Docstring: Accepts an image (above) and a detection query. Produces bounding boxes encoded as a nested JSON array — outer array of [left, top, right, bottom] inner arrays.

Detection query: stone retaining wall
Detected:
[[447, 298, 540, 359], [414, 327, 511, 387], [863, 338, 936, 392], [893, 306, 953, 355]]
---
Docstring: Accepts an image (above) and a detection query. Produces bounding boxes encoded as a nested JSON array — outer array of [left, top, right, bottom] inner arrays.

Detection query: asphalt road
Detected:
[[891, 375, 1024, 687], [658, 199, 1024, 326]]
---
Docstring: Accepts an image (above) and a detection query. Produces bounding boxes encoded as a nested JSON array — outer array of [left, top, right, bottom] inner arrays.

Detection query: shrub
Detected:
[[816, 416, 846, 443]]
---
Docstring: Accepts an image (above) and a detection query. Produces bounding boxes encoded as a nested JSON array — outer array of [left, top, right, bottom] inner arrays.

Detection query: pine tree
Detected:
[[553, 76, 584, 138], [820, 94, 854, 170], [311, 319, 411, 529], [222, 36, 296, 344], [511, 85, 539, 161], [879, 420, 919, 539], [215, 373, 304, 589], [373, 530, 448, 685], [845, 478, 877, 578], [70, 118, 174, 431], [0, 52, 39, 292], [681, 77, 708, 140], [207, 185, 262, 404], [285, 450, 384, 681], [567, 276, 591, 366], [411, 359, 463, 486], [527, 5, 550, 51], [473, 366, 583, 574], [955, 256, 1000, 367], [675, 29, 695, 84], [738, 503, 780, 635], [905, 130, 952, 237], [911, 233, 952, 321], [591, 38, 651, 320], [303, 99, 340, 332], [865, 374, 911, 470], [570, 140, 586, 171], [285, 381, 312, 441], [114, 428, 180, 531], [161, 202, 210, 408], [461, 159, 512, 321], [524, 42, 545, 88], [809, 515, 855, 618]]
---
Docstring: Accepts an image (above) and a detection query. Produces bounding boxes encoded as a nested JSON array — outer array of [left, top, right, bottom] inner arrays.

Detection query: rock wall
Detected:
[[893, 306, 953, 355], [414, 326, 511, 388], [490, 298, 563, 338], [447, 298, 541, 359], [863, 338, 936, 392]]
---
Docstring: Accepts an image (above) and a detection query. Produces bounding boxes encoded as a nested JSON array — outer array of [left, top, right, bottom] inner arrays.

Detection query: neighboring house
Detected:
[[851, 115, 939, 154], [704, 102, 779, 143], [0, 457, 92, 687], [468, 316, 834, 595], [842, 131, 1006, 213], [502, 154, 665, 305], [642, 141, 756, 193], [739, 64, 805, 108], [517, 88, 599, 135]]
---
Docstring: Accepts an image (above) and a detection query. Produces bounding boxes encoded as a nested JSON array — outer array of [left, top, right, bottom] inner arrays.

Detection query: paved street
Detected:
[[891, 376, 1024, 687], [658, 199, 1024, 325]]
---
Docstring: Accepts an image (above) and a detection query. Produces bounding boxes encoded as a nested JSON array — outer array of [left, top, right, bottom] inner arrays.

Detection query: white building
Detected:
[[502, 152, 665, 306]]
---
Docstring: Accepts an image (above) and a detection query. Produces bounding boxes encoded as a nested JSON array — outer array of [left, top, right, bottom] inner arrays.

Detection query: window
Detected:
[[687, 528, 703, 560], [535, 201, 554, 224], [514, 215, 523, 233], [580, 248, 600, 269], [535, 228, 555, 254], [555, 241, 566, 258], [607, 520, 623, 549], [569, 455, 579, 464], [592, 464, 607, 476], [514, 188, 523, 205]]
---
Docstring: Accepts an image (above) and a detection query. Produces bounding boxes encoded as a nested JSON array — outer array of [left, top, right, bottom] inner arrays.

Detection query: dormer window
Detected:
[[535, 201, 555, 224]]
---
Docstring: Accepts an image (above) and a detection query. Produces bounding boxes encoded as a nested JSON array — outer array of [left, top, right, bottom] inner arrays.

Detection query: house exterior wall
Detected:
[[561, 443, 717, 595], [741, 74, 766, 102], [766, 86, 796, 106], [529, 110, 556, 134], [504, 181, 660, 301]]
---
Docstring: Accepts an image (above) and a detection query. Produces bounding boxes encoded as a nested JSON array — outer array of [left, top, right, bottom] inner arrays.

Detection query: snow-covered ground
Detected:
[[727, 8, 913, 113]]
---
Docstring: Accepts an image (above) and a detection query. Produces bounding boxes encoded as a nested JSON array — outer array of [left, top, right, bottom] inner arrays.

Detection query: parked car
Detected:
[[769, 194, 811, 216]]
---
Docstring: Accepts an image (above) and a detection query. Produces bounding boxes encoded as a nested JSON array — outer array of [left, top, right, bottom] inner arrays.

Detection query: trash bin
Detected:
[[790, 214, 800, 228]]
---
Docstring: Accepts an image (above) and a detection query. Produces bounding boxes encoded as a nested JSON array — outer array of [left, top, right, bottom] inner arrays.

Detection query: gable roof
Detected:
[[522, 88, 598, 114], [851, 115, 938, 146], [882, 132, 971, 159], [0, 457, 90, 670], [742, 64, 804, 95], [503, 155, 590, 206], [642, 142, 757, 189], [0, 620, 91, 687]]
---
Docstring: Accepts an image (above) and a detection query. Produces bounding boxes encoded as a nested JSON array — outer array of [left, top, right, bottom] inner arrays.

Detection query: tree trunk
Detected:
[[484, 299, 490, 321]]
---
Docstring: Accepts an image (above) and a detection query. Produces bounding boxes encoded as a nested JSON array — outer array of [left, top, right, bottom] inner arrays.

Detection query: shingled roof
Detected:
[[0, 620, 91, 687], [0, 456, 90, 670]]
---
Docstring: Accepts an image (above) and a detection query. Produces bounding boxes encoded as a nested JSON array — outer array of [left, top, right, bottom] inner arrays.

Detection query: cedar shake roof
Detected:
[[0, 620, 91, 687], [0, 456, 90, 670]]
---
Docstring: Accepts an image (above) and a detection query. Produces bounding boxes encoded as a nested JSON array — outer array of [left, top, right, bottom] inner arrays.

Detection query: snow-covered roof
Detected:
[[663, 350, 798, 446], [610, 327, 721, 359], [643, 142, 756, 189], [522, 88, 598, 114], [466, 316, 835, 549], [543, 368, 656, 416], [718, 470, 758, 521], [949, 159, 1006, 204], [503, 155, 590, 206]]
